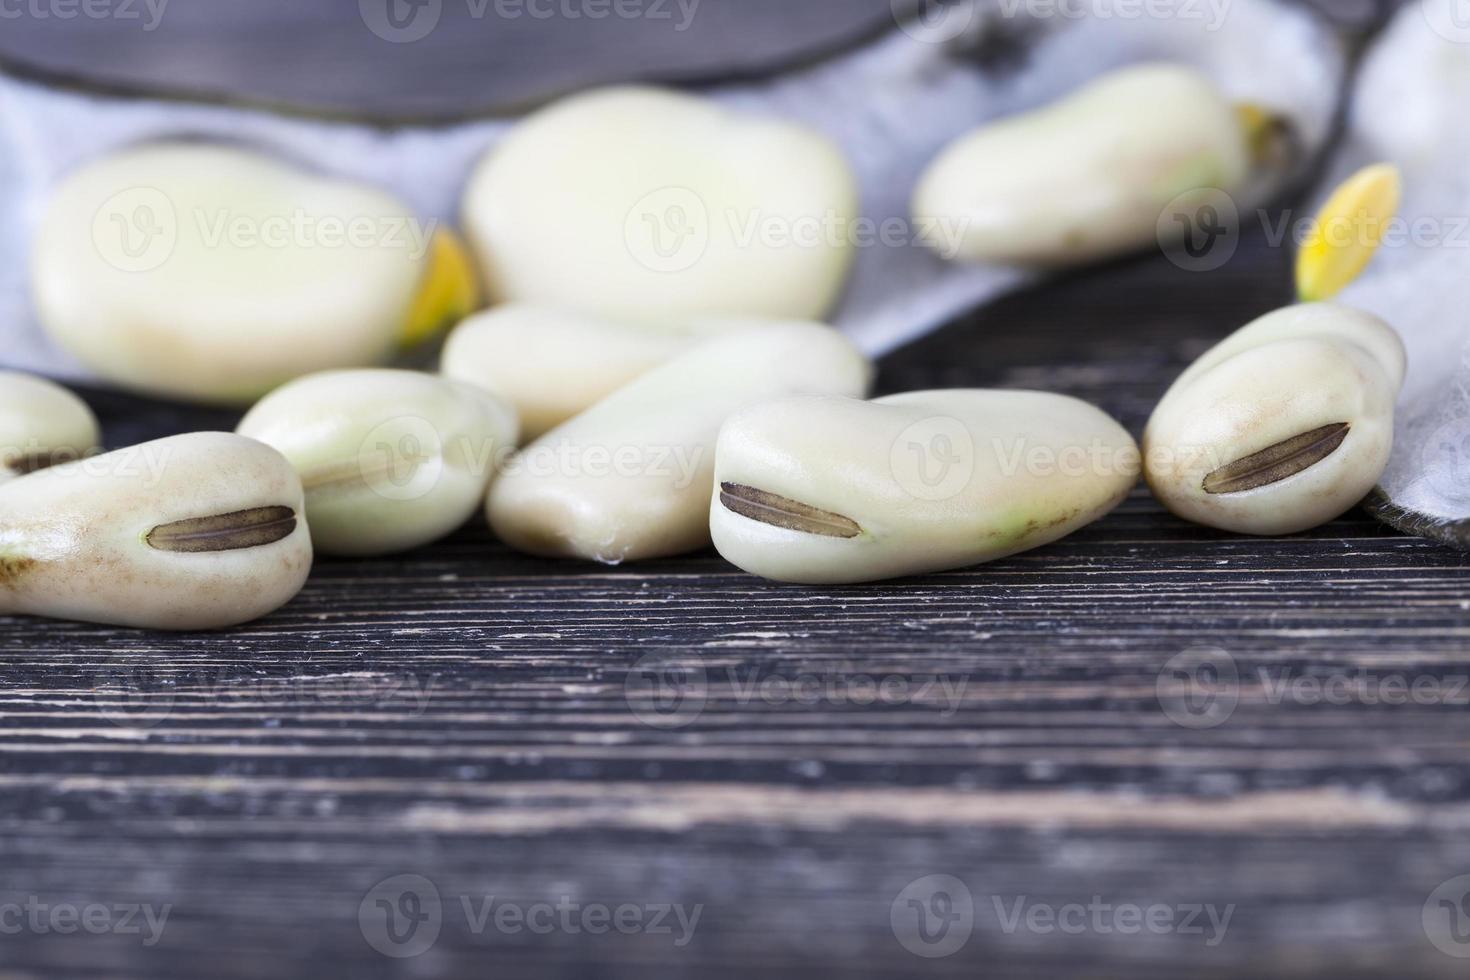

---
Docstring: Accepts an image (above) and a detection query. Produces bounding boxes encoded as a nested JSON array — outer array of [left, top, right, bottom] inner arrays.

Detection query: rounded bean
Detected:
[[0, 371, 101, 481], [237, 369, 519, 556], [32, 143, 477, 404], [461, 87, 857, 326], [913, 63, 1255, 265]]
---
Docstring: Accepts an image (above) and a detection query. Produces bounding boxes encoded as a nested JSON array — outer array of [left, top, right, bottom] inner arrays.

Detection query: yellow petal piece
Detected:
[[401, 227, 481, 348], [1295, 163, 1402, 303]]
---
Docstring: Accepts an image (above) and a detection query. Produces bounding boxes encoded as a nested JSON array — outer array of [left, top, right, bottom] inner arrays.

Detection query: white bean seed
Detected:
[[913, 63, 1254, 265], [441, 305, 706, 440], [461, 87, 858, 325], [0, 371, 101, 481], [710, 390, 1139, 583], [1143, 303, 1406, 535], [32, 143, 464, 404], [0, 432, 312, 630], [487, 321, 871, 564], [237, 369, 519, 556]]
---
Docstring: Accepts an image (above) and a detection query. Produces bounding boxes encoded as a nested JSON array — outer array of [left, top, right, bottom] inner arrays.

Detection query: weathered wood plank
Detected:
[[1, 201, 1467, 980]]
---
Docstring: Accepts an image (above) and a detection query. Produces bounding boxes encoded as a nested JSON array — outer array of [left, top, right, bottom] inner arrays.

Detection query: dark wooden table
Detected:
[[3, 215, 1468, 978]]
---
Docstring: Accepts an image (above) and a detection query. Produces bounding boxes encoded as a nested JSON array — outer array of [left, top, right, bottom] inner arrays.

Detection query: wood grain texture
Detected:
[[2, 230, 1468, 980]]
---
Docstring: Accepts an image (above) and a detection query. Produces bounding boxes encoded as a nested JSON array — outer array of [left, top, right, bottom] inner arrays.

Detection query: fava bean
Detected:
[[441, 305, 702, 440], [237, 369, 519, 556], [913, 63, 1263, 265], [0, 371, 101, 481], [32, 143, 478, 404], [1143, 303, 1405, 535], [710, 390, 1138, 583], [461, 87, 857, 326], [0, 432, 312, 629], [487, 321, 871, 563]]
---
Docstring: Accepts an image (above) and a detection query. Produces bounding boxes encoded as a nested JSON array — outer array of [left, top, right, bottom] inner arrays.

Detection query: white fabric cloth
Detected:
[[1330, 4, 1470, 543]]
